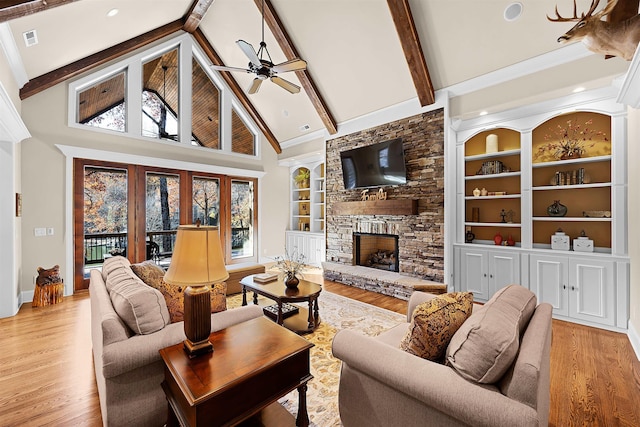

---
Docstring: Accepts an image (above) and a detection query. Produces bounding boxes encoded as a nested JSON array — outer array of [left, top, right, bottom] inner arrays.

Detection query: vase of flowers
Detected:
[[274, 248, 307, 289], [534, 118, 608, 162]]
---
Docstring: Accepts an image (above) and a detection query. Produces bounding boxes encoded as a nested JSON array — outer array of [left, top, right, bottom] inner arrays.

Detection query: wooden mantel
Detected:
[[331, 199, 418, 216]]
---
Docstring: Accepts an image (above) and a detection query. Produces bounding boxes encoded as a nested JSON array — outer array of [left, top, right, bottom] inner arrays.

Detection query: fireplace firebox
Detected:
[[353, 232, 399, 272]]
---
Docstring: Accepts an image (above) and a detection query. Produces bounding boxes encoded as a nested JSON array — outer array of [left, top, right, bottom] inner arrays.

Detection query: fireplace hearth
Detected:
[[353, 232, 399, 273]]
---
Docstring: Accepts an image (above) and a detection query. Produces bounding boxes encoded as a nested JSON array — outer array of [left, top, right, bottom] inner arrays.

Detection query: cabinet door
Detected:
[[568, 259, 615, 326], [460, 249, 489, 301], [530, 255, 568, 316], [488, 251, 520, 296], [307, 235, 325, 266]]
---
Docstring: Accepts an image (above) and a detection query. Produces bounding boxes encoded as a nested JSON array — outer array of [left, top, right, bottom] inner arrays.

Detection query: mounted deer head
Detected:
[[548, 0, 640, 60]]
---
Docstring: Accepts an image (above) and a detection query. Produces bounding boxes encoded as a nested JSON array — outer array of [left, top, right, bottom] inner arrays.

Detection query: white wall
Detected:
[[19, 82, 290, 296], [627, 107, 640, 357]]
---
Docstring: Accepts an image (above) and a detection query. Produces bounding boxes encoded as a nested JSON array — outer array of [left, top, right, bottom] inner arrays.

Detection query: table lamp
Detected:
[[164, 224, 229, 357]]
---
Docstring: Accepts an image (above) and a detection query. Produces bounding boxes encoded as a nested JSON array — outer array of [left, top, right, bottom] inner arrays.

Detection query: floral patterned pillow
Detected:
[[400, 292, 473, 362], [130, 261, 226, 323]]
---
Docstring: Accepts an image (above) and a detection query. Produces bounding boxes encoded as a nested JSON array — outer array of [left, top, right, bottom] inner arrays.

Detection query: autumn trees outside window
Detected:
[[74, 159, 257, 291]]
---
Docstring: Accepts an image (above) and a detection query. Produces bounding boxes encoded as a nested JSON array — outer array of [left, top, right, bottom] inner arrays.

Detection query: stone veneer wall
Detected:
[[325, 109, 445, 283]]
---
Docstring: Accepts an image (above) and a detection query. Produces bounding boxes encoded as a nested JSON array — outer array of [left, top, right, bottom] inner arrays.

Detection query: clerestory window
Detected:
[[69, 34, 258, 157]]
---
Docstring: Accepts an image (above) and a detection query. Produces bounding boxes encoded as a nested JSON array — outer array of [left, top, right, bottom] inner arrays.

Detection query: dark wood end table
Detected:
[[240, 275, 322, 335], [160, 317, 313, 427]]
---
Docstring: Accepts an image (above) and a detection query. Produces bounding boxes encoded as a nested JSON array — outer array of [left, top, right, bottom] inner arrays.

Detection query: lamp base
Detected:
[[183, 284, 213, 358], [184, 338, 213, 358]]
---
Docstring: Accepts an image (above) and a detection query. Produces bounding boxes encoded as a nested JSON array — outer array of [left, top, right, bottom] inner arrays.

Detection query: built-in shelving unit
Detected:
[[453, 97, 629, 331]]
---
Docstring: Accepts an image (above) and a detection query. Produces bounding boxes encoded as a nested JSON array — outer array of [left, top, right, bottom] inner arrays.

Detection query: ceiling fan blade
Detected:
[[272, 58, 307, 73], [211, 65, 251, 73], [271, 76, 301, 94], [248, 78, 263, 95], [236, 40, 261, 68]]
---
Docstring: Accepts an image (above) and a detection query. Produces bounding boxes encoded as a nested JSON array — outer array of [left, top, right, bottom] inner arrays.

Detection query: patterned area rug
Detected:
[[227, 290, 405, 426]]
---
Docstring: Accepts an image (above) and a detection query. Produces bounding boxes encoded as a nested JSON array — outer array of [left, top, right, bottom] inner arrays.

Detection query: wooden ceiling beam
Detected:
[[182, 0, 215, 33], [19, 19, 183, 100], [0, 0, 81, 23], [254, 0, 338, 135], [386, 0, 435, 106], [192, 29, 282, 154]]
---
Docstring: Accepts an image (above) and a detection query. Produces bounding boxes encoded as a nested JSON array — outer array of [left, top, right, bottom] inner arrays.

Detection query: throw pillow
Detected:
[[399, 292, 474, 361], [108, 275, 170, 335], [131, 261, 227, 323], [446, 285, 537, 384]]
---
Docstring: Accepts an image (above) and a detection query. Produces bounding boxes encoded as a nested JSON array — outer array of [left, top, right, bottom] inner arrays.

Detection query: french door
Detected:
[[73, 159, 257, 291]]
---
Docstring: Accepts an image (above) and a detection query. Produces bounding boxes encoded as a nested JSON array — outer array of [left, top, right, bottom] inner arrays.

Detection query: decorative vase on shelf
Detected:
[[473, 187, 481, 197], [285, 273, 299, 289], [547, 200, 568, 217], [560, 152, 581, 161], [480, 188, 488, 196], [507, 235, 516, 246], [494, 233, 503, 245]]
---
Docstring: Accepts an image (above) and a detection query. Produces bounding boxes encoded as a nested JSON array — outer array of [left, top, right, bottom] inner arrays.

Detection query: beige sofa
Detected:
[[89, 257, 263, 427], [332, 285, 552, 427]]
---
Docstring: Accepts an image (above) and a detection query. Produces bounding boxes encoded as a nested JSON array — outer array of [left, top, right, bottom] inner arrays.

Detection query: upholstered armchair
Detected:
[[332, 286, 552, 427]]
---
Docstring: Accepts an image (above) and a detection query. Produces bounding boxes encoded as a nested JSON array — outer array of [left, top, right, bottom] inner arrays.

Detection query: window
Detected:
[[78, 71, 126, 132], [193, 176, 220, 226], [230, 179, 255, 259], [192, 58, 220, 149], [231, 109, 256, 155], [70, 34, 261, 158], [142, 49, 179, 141], [146, 172, 180, 263]]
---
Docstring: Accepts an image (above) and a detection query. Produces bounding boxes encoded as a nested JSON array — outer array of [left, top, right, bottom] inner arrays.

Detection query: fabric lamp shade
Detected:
[[165, 225, 229, 286]]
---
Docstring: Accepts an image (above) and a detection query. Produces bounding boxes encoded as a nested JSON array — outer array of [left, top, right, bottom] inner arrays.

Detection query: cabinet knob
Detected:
[[571, 286, 575, 291], [563, 284, 566, 290], [489, 274, 493, 278], [483, 273, 487, 277]]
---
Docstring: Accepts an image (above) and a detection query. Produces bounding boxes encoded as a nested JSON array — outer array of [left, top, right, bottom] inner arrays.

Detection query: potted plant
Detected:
[[274, 247, 308, 288], [294, 168, 310, 189]]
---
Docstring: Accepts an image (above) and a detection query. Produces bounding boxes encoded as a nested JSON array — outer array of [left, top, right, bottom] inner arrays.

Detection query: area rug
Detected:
[[227, 290, 405, 426]]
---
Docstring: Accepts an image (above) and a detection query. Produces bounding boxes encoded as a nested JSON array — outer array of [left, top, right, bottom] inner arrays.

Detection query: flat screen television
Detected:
[[340, 138, 407, 189]]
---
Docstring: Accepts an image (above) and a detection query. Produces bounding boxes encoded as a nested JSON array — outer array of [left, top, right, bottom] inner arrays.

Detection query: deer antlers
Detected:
[[547, 0, 618, 22]]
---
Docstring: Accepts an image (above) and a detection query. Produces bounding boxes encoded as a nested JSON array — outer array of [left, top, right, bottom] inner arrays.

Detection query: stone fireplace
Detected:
[[324, 108, 445, 285], [353, 232, 399, 272]]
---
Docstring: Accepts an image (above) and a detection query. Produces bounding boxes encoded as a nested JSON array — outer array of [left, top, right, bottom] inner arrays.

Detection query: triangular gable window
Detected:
[[69, 34, 259, 158]]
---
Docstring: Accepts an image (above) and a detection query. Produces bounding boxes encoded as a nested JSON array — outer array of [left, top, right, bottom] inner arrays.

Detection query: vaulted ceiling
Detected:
[[0, 0, 634, 152]]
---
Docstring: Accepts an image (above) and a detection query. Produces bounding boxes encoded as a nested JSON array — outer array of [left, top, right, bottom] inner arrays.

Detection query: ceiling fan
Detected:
[[211, 0, 307, 95]]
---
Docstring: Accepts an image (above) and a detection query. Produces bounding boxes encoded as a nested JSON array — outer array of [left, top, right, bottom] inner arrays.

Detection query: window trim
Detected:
[[67, 33, 261, 160]]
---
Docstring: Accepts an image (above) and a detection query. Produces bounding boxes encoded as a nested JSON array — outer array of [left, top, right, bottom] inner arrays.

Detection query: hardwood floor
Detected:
[[1, 280, 639, 426]]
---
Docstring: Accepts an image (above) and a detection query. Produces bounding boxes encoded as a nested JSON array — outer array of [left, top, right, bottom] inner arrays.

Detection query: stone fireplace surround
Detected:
[[323, 109, 446, 298]]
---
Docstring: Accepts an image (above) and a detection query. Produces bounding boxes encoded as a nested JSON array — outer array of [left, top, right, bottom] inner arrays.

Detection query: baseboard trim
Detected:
[[628, 320, 640, 362], [19, 290, 34, 307]]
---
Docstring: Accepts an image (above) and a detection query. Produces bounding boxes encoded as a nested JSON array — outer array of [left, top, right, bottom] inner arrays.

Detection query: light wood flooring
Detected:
[[0, 279, 639, 426]]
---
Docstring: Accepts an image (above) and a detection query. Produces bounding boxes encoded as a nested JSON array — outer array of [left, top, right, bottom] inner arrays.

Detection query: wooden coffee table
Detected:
[[240, 275, 322, 335], [160, 317, 313, 427]]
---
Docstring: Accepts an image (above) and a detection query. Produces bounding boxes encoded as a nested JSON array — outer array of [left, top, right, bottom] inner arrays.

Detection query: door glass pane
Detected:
[[78, 71, 126, 132], [231, 180, 254, 258], [192, 58, 220, 149], [193, 177, 220, 226], [142, 48, 179, 141], [146, 173, 180, 265], [83, 167, 128, 276], [231, 109, 256, 155]]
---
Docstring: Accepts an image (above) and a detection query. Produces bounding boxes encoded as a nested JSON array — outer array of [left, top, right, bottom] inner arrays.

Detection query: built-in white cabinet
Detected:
[[530, 254, 616, 327], [286, 230, 325, 267], [451, 90, 629, 331], [282, 157, 325, 267], [458, 247, 520, 302]]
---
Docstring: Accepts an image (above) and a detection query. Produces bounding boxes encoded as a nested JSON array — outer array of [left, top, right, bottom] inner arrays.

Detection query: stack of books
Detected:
[[253, 272, 279, 284]]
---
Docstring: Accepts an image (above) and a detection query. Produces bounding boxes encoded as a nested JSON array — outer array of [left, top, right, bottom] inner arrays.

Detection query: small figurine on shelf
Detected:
[[500, 209, 507, 223], [480, 188, 488, 196], [494, 232, 503, 245], [465, 227, 475, 243]]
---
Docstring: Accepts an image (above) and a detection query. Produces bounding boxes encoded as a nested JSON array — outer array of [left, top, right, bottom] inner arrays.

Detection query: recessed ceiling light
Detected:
[[479, 111, 488, 116], [107, 8, 119, 17], [573, 86, 586, 93], [504, 2, 523, 22]]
